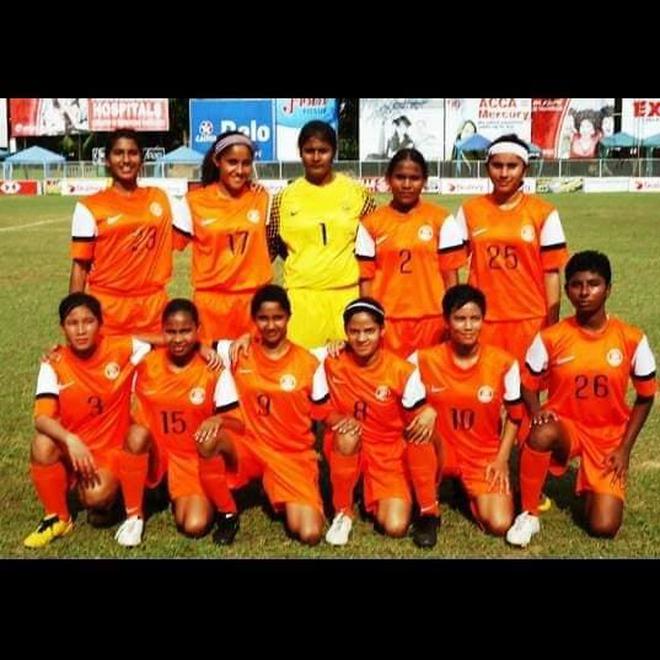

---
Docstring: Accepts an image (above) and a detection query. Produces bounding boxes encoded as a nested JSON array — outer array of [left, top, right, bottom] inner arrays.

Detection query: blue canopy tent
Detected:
[[642, 132, 660, 154], [599, 132, 637, 157], [3, 145, 65, 179], [454, 133, 491, 174], [157, 145, 203, 177]]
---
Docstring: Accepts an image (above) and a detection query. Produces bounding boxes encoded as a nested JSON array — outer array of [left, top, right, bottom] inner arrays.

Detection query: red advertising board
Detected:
[[0, 180, 40, 195], [10, 98, 169, 136]]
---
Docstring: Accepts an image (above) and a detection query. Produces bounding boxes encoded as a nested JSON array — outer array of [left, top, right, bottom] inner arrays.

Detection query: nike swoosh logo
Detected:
[[375, 235, 389, 246], [290, 210, 299, 216], [201, 218, 216, 226], [238, 368, 253, 374], [554, 355, 575, 365], [472, 228, 488, 237], [140, 389, 158, 395], [58, 381, 75, 392], [331, 377, 345, 384], [107, 214, 122, 225], [430, 386, 447, 393]]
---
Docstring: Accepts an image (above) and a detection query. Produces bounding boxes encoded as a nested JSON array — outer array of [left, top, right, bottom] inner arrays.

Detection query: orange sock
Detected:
[[199, 456, 237, 515], [118, 451, 149, 518], [30, 462, 70, 521], [405, 443, 439, 516], [329, 450, 360, 516], [520, 444, 552, 515]]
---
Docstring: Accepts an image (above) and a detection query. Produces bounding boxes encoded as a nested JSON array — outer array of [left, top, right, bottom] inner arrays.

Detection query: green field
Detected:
[[1, 192, 659, 558]]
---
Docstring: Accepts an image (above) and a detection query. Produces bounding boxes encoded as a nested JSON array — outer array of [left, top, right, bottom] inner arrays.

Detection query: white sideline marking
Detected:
[[0, 218, 68, 232]]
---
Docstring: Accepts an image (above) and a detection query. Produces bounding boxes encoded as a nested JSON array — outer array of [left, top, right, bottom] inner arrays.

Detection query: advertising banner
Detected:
[[531, 99, 614, 159], [190, 99, 274, 160], [88, 99, 169, 132], [360, 99, 444, 161], [622, 99, 660, 141], [275, 99, 337, 161], [0, 99, 7, 148], [0, 180, 40, 195], [629, 177, 660, 192], [445, 98, 532, 160], [10, 99, 169, 136]]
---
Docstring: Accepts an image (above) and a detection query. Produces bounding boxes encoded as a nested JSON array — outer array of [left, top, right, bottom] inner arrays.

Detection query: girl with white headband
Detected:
[[454, 133, 569, 512], [455, 133, 568, 380], [173, 130, 272, 343], [321, 297, 436, 547]]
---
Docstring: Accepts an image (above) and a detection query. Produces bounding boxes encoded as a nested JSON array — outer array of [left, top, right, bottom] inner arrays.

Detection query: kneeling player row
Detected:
[[24, 250, 656, 550]]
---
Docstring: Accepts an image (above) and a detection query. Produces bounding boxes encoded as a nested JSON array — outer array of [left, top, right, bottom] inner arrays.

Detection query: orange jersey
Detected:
[[34, 336, 151, 454], [174, 184, 272, 292], [524, 316, 657, 436], [456, 194, 568, 321], [413, 343, 523, 461], [356, 200, 466, 319], [133, 348, 239, 459], [70, 186, 174, 295], [217, 340, 329, 453], [323, 348, 427, 449]]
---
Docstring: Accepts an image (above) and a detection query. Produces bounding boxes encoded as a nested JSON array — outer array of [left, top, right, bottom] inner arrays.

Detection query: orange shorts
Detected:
[[480, 317, 545, 367], [193, 289, 256, 343], [439, 436, 500, 498], [361, 443, 411, 512], [548, 416, 626, 501], [322, 433, 410, 512], [384, 316, 445, 358], [227, 434, 323, 514], [90, 286, 167, 336], [145, 439, 205, 501]]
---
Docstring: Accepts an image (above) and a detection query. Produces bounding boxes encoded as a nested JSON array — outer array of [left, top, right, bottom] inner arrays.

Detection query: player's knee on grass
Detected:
[[180, 514, 210, 538], [124, 424, 152, 454], [30, 433, 62, 464], [79, 471, 119, 510], [587, 501, 622, 539], [334, 431, 360, 456], [377, 499, 410, 537], [481, 512, 512, 537], [297, 510, 323, 546]]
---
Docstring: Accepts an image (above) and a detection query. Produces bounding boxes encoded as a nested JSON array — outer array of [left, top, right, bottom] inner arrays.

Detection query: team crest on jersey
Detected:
[[375, 385, 391, 402], [280, 374, 297, 391], [521, 224, 536, 242], [606, 348, 623, 367], [150, 202, 163, 217], [477, 385, 494, 403], [104, 362, 120, 380], [247, 209, 260, 224], [189, 387, 206, 405], [417, 225, 434, 242]]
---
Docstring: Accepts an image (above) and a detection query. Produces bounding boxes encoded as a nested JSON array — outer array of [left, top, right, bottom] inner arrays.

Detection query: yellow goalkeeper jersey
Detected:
[[271, 173, 376, 290]]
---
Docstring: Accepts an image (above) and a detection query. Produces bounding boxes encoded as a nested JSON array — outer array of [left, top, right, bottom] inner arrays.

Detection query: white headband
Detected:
[[344, 301, 385, 320], [487, 141, 529, 164], [214, 134, 254, 156]]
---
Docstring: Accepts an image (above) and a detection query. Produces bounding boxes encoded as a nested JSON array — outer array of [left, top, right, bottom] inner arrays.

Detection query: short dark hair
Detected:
[[250, 284, 291, 318], [343, 297, 385, 327], [59, 292, 103, 325], [297, 120, 337, 155], [565, 250, 612, 286], [442, 284, 486, 318], [385, 147, 428, 179], [105, 128, 142, 156], [162, 298, 200, 326]]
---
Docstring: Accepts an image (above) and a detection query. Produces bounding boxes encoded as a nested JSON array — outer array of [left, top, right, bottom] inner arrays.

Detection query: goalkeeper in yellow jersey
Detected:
[[267, 120, 377, 348]]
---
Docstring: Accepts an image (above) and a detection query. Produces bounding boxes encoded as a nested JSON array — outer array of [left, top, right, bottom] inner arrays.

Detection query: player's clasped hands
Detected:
[[603, 445, 630, 487], [65, 433, 98, 482], [531, 410, 559, 427]]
